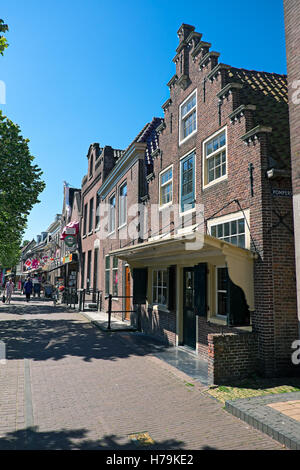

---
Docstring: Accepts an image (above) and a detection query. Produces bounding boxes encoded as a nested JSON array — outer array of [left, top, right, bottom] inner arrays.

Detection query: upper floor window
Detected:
[[203, 128, 227, 188], [180, 151, 195, 213], [95, 193, 100, 230], [119, 183, 127, 227], [159, 166, 173, 207], [108, 194, 116, 233], [83, 203, 88, 235], [179, 90, 197, 144], [210, 217, 246, 249], [89, 197, 94, 233]]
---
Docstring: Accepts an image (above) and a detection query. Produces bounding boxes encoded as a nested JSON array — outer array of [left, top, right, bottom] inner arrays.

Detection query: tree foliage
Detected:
[[0, 111, 45, 267], [0, 19, 8, 56]]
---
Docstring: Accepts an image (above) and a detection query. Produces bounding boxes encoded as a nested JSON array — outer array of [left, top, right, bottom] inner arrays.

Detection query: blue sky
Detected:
[[1, 0, 286, 241]]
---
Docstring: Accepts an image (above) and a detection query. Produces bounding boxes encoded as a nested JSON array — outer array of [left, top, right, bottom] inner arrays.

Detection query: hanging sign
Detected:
[[64, 235, 76, 248]]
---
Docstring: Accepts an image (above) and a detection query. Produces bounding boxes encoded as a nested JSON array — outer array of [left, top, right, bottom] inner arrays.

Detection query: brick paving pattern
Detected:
[[0, 297, 283, 450]]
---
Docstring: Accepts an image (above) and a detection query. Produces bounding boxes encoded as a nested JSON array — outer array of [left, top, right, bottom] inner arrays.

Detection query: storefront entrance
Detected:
[[183, 267, 196, 350]]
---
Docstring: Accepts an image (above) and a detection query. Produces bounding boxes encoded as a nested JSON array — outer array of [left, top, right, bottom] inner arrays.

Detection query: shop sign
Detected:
[[64, 235, 76, 247]]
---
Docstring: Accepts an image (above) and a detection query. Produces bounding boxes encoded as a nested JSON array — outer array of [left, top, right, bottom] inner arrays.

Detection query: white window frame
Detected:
[[105, 255, 110, 295], [202, 126, 228, 189], [108, 193, 116, 235], [207, 209, 250, 250], [179, 148, 196, 216], [216, 265, 228, 318], [118, 182, 127, 229], [179, 89, 197, 145], [159, 165, 173, 209], [152, 269, 168, 306]]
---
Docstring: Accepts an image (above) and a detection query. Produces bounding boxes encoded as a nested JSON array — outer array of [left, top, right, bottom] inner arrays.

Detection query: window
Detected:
[[89, 198, 94, 233], [105, 256, 110, 294], [159, 167, 173, 206], [93, 248, 98, 290], [152, 269, 168, 306], [81, 252, 85, 288], [109, 194, 116, 233], [95, 193, 100, 229], [119, 183, 127, 227], [216, 267, 228, 316], [179, 90, 197, 143], [87, 250, 92, 289], [211, 218, 245, 248], [203, 129, 227, 187], [112, 256, 118, 297], [180, 152, 195, 212], [83, 203, 88, 235]]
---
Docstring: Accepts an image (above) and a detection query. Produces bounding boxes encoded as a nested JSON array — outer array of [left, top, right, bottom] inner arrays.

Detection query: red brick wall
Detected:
[[208, 332, 259, 384]]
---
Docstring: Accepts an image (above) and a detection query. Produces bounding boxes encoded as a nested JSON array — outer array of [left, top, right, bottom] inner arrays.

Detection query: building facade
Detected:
[[108, 24, 298, 383], [284, 0, 300, 338]]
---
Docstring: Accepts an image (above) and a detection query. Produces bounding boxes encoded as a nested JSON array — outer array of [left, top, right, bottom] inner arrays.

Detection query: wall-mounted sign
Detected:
[[64, 235, 76, 247], [65, 227, 76, 235], [272, 189, 293, 197]]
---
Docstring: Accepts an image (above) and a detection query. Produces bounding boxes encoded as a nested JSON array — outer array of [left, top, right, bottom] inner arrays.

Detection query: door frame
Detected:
[[181, 266, 198, 351]]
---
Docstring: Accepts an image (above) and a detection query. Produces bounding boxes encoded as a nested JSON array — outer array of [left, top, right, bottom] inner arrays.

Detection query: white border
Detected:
[[159, 164, 173, 210], [202, 126, 228, 190], [179, 148, 196, 217], [207, 209, 251, 250], [179, 89, 197, 146]]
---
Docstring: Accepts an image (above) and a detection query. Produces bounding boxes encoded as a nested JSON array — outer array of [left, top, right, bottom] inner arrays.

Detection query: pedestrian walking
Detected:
[[32, 275, 41, 298], [23, 277, 33, 302], [5, 278, 14, 304]]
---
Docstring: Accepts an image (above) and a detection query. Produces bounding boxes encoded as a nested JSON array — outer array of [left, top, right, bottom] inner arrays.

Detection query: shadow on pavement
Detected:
[[0, 318, 169, 362], [0, 426, 185, 450]]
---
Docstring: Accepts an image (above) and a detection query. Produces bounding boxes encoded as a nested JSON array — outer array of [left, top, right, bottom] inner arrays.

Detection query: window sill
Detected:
[[118, 223, 127, 231], [179, 207, 196, 218], [94, 227, 100, 233], [179, 130, 197, 147], [88, 231, 93, 236], [203, 175, 228, 190], [82, 234, 87, 239], [159, 201, 173, 211], [107, 230, 116, 238]]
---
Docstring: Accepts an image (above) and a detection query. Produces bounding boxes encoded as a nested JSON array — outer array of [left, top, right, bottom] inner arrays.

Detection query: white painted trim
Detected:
[[207, 209, 250, 250], [159, 164, 173, 208], [179, 89, 197, 146], [202, 126, 228, 190], [118, 181, 127, 229], [179, 148, 197, 217]]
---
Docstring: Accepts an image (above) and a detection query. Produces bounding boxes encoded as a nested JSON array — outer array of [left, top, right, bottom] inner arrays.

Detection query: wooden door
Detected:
[[125, 266, 131, 320]]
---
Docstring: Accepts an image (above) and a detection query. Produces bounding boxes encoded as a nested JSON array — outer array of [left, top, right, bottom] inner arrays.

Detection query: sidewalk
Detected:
[[225, 392, 300, 450]]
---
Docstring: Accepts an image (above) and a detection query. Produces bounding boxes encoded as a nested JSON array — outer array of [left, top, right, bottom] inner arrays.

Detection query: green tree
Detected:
[[0, 19, 8, 56], [0, 112, 45, 267], [0, 19, 45, 269]]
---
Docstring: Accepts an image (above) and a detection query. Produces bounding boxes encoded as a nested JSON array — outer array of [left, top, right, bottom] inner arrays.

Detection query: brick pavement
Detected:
[[0, 296, 284, 450]]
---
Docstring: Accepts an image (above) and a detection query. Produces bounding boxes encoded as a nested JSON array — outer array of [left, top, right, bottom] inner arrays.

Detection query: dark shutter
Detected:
[[227, 273, 250, 326], [194, 263, 207, 316], [132, 268, 148, 304], [168, 265, 176, 311]]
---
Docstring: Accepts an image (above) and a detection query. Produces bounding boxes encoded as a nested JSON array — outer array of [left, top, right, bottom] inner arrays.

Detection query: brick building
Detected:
[[109, 24, 299, 383], [284, 0, 300, 338]]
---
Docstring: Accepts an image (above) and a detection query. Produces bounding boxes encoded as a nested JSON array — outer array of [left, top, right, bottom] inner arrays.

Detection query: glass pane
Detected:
[[105, 256, 110, 269], [217, 267, 227, 291], [230, 235, 238, 245], [238, 219, 245, 234], [206, 142, 213, 155], [217, 224, 223, 238], [211, 226, 216, 237], [231, 221, 237, 235], [218, 292, 227, 316], [224, 222, 230, 237], [238, 234, 245, 248], [219, 132, 226, 147], [215, 165, 221, 179]]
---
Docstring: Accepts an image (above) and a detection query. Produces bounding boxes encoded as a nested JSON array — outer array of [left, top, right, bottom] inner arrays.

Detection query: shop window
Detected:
[[152, 269, 168, 306]]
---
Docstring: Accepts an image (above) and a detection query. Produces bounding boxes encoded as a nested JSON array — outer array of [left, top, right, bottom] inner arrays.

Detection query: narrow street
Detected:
[[0, 295, 283, 450]]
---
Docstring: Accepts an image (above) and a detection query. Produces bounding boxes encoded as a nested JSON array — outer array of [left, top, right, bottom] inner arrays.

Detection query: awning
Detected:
[[110, 232, 257, 311]]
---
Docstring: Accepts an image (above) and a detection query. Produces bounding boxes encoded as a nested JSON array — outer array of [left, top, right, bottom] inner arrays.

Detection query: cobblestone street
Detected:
[[0, 296, 283, 450]]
